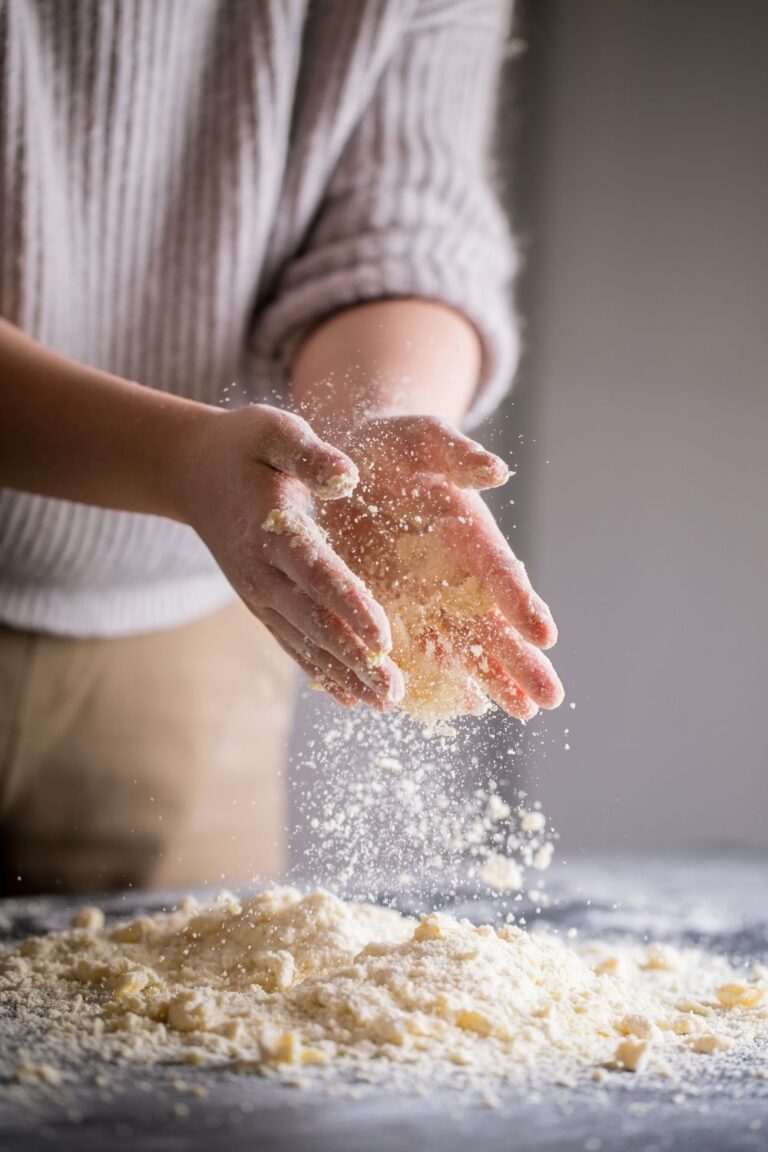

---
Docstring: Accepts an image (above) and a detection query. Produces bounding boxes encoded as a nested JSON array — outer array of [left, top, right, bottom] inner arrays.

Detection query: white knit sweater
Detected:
[[0, 0, 517, 637]]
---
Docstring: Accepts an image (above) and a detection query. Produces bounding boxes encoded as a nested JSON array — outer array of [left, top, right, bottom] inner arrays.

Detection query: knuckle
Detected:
[[425, 414, 450, 436], [283, 409, 317, 447], [264, 405, 291, 428], [260, 426, 293, 465], [262, 411, 313, 457], [283, 408, 310, 431], [248, 402, 270, 424]]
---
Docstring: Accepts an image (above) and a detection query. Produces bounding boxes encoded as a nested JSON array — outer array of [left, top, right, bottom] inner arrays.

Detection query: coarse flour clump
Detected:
[[1, 887, 766, 1091]]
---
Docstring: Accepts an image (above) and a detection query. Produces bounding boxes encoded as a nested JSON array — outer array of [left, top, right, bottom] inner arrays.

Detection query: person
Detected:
[[0, 0, 562, 895]]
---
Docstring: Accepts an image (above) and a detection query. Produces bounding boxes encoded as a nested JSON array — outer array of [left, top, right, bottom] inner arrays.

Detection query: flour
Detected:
[[317, 480, 531, 725], [1, 887, 765, 1097], [479, 854, 523, 892], [520, 810, 546, 834], [264, 499, 509, 724], [291, 710, 555, 902]]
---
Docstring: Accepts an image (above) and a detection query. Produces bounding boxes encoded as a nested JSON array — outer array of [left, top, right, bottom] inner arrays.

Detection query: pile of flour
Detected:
[[2, 887, 765, 1093]]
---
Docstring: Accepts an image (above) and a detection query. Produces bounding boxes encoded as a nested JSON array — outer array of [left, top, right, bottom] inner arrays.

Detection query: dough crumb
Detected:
[[15, 1062, 63, 1086], [609, 1038, 651, 1073], [70, 906, 105, 933], [689, 1033, 734, 1055], [715, 983, 765, 1009]]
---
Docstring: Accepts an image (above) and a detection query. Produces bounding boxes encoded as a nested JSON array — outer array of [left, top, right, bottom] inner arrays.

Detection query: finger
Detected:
[[263, 612, 360, 708], [262, 506, 393, 659], [364, 415, 509, 489], [412, 622, 533, 720], [264, 623, 358, 708], [262, 609, 397, 712], [313, 677, 360, 709], [251, 406, 359, 499], [475, 665, 539, 721], [274, 581, 404, 704], [252, 566, 402, 700], [461, 613, 564, 709], [439, 507, 558, 648], [439, 617, 541, 720]]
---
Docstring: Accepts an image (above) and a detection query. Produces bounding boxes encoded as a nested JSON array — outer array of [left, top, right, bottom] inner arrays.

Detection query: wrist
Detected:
[[291, 299, 480, 439], [148, 395, 223, 524]]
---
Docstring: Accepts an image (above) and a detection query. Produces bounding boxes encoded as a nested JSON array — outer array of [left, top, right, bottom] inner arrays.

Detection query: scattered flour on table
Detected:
[[2, 887, 766, 1096]]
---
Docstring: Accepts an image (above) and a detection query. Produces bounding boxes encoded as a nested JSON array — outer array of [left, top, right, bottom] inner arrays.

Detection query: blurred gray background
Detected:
[[486, 0, 768, 852], [291, 0, 768, 865]]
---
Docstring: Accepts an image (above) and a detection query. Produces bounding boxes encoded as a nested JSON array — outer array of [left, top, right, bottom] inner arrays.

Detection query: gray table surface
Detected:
[[1, 849, 766, 1152]]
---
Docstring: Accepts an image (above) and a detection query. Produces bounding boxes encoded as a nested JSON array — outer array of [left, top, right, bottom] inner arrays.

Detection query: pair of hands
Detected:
[[178, 404, 563, 718]]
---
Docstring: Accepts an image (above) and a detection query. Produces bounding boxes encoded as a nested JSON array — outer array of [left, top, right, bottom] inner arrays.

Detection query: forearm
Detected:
[[0, 297, 480, 514], [291, 299, 482, 436], [0, 318, 207, 520]]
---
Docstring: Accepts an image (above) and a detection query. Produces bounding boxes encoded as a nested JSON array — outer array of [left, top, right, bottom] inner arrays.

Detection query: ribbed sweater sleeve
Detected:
[[254, 0, 517, 429], [0, 1, 519, 638]]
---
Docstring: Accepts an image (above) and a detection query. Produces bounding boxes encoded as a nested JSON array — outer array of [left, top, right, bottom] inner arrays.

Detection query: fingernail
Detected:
[[459, 456, 509, 490], [537, 614, 558, 648], [489, 456, 510, 483], [541, 676, 565, 709], [529, 598, 557, 647]]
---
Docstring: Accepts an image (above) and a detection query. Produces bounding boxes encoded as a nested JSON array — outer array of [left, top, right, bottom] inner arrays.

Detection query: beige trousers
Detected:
[[0, 602, 294, 896]]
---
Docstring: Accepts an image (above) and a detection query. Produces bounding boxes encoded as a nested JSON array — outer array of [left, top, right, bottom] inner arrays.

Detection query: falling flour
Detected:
[[290, 710, 555, 900], [2, 887, 766, 1096]]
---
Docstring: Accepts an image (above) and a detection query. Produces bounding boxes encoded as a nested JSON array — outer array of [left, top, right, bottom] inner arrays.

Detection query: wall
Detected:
[[497, 0, 768, 851]]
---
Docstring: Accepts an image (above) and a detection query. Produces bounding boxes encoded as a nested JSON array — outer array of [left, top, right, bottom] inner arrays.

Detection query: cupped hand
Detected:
[[316, 415, 564, 721], [176, 404, 405, 710]]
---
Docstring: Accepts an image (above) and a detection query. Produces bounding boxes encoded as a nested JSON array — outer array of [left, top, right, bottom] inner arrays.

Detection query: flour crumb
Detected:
[[15, 1062, 63, 1086], [532, 842, 554, 871], [609, 1037, 651, 1073], [70, 906, 105, 933], [479, 854, 523, 892], [520, 810, 546, 833]]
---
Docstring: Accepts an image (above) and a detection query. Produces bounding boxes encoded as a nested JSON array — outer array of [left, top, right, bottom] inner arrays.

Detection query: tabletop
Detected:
[[1, 849, 766, 1152]]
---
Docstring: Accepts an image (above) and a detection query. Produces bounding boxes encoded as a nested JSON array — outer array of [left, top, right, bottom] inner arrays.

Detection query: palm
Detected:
[[317, 416, 563, 721]]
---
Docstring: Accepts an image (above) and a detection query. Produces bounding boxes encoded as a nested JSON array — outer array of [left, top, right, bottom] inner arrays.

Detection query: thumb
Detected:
[[251, 407, 359, 499]]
